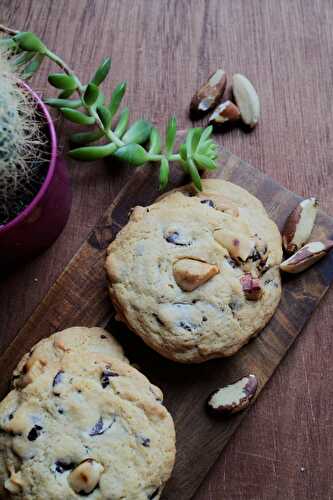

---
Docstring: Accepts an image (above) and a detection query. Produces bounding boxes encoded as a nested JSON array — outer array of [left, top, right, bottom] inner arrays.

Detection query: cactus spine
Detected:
[[0, 48, 46, 224]]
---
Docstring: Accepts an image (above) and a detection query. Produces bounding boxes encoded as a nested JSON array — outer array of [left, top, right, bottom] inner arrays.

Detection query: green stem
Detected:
[[0, 24, 19, 36], [147, 153, 163, 162], [147, 152, 181, 163], [105, 128, 124, 147], [168, 153, 181, 161], [45, 48, 124, 148]]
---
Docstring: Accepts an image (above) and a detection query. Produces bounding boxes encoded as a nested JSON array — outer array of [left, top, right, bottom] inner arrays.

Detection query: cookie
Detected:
[[12, 327, 128, 389], [106, 179, 283, 363], [0, 353, 175, 499]]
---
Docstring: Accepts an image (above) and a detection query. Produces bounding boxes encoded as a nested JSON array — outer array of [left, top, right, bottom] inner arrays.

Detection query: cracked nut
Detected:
[[209, 100, 241, 125], [232, 73, 260, 128], [214, 229, 255, 261], [4, 471, 24, 494], [207, 374, 258, 415], [68, 459, 104, 495], [240, 273, 263, 300], [173, 258, 219, 291], [282, 197, 319, 253], [280, 240, 333, 273], [190, 68, 227, 117]]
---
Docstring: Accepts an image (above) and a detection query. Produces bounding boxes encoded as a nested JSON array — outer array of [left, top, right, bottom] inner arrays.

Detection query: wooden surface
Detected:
[[0, 1, 332, 499], [1, 149, 333, 500]]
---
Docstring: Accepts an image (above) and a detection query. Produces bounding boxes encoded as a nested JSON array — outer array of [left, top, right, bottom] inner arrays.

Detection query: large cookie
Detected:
[[12, 327, 128, 389], [106, 179, 283, 363], [0, 353, 175, 499]]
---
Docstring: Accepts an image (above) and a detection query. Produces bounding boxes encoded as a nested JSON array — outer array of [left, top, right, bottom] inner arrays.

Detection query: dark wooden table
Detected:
[[1, 1, 332, 499]]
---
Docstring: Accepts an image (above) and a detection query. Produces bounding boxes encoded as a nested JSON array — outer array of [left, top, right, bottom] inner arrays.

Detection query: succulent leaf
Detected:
[[48, 73, 77, 90], [122, 120, 152, 145], [113, 143, 148, 166], [91, 57, 111, 86], [69, 142, 117, 160], [60, 107, 95, 125]]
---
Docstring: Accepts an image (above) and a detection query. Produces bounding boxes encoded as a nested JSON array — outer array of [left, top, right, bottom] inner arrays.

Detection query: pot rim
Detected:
[[0, 81, 57, 234]]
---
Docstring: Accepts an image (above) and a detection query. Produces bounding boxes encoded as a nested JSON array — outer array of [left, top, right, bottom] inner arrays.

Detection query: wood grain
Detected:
[[0, 1, 332, 499], [1, 148, 333, 499]]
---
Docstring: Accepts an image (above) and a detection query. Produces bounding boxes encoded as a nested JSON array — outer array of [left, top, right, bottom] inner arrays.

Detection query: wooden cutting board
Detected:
[[1, 147, 333, 500]]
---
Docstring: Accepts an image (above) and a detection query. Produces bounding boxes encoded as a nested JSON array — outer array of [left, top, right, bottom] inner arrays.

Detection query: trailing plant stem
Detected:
[[44, 49, 125, 148], [0, 24, 18, 36], [148, 153, 180, 162]]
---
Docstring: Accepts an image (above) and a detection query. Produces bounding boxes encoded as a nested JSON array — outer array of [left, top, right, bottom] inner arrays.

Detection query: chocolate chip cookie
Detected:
[[12, 327, 128, 389], [106, 179, 283, 363], [0, 352, 175, 499]]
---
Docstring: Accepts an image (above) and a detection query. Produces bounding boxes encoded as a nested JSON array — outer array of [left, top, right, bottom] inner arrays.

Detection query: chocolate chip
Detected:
[[101, 367, 119, 388], [226, 257, 238, 269], [148, 488, 160, 499], [153, 314, 165, 327], [138, 435, 150, 447], [89, 417, 104, 436], [54, 461, 75, 473], [164, 230, 191, 246], [78, 489, 98, 496], [249, 248, 261, 262], [89, 416, 115, 436], [200, 199, 215, 208], [149, 386, 163, 403], [53, 371, 64, 387], [229, 301, 242, 311], [178, 321, 193, 332], [27, 425, 43, 441]]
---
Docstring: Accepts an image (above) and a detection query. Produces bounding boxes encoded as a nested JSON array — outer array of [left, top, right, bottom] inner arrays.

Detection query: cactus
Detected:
[[0, 48, 46, 225]]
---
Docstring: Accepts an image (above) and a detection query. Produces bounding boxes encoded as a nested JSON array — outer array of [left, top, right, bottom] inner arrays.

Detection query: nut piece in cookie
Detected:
[[280, 240, 333, 273], [240, 273, 263, 300], [214, 229, 255, 261], [68, 459, 104, 495], [190, 68, 227, 117], [4, 470, 24, 494], [282, 197, 319, 254], [173, 258, 219, 291], [207, 374, 258, 415]]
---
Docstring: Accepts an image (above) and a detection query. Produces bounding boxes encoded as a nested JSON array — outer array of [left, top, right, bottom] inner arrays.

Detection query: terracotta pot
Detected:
[[0, 82, 72, 267]]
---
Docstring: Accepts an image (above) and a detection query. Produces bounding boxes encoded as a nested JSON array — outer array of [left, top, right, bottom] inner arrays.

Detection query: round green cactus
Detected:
[[0, 48, 46, 224]]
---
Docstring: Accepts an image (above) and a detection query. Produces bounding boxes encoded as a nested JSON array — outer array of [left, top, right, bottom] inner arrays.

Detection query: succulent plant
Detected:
[[0, 26, 219, 191], [0, 45, 46, 224]]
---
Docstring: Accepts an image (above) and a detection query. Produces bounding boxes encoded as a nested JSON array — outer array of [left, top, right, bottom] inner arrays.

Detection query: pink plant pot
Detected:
[[0, 83, 72, 268]]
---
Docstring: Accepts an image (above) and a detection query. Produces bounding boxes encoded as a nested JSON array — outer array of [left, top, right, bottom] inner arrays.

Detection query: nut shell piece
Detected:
[[207, 374, 258, 415], [282, 197, 318, 253], [190, 68, 227, 117], [280, 240, 333, 273], [209, 100, 241, 125]]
